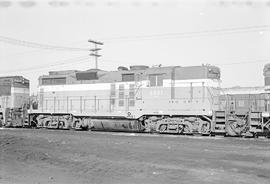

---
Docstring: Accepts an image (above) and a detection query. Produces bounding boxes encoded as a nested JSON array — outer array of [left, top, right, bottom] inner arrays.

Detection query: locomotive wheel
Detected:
[[44, 120, 50, 128], [59, 121, 64, 129], [183, 125, 192, 134], [178, 124, 184, 134], [72, 121, 77, 129], [159, 124, 167, 133], [200, 122, 210, 134], [37, 119, 43, 128], [226, 121, 239, 136]]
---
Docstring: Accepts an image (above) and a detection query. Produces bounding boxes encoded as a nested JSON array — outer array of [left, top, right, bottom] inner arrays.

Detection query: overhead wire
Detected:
[[0, 56, 139, 75], [214, 59, 270, 66], [0, 35, 89, 51], [0, 61, 91, 78], [2, 39, 91, 58], [101, 25, 270, 42], [0, 55, 90, 74]]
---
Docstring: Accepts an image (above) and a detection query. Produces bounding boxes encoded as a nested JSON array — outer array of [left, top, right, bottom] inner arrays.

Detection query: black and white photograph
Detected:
[[0, 0, 270, 183]]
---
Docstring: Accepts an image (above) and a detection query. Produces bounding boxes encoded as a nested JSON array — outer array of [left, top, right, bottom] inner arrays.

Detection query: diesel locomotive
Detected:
[[28, 65, 220, 134], [0, 76, 29, 127]]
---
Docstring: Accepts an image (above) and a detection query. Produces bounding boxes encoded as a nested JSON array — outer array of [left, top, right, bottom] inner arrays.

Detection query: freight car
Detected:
[[0, 76, 29, 127], [261, 63, 270, 136], [264, 63, 270, 87], [219, 86, 270, 137], [220, 86, 267, 113]]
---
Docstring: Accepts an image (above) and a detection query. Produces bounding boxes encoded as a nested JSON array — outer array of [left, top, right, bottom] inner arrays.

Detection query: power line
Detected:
[[0, 36, 89, 51], [0, 57, 139, 75], [0, 58, 134, 74], [0, 59, 92, 77], [2, 40, 93, 58], [101, 25, 270, 42], [214, 59, 270, 66], [0, 55, 90, 74]]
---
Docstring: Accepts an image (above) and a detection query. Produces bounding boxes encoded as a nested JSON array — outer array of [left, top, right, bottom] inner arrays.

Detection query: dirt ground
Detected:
[[1, 128, 270, 184]]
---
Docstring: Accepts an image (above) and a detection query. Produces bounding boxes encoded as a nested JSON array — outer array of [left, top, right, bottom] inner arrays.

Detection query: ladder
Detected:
[[212, 111, 226, 135], [249, 111, 263, 136]]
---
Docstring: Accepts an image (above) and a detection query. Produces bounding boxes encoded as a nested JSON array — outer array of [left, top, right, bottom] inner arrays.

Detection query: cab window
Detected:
[[149, 74, 163, 87]]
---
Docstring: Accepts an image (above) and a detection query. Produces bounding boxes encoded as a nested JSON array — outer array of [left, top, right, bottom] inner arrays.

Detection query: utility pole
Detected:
[[88, 39, 103, 69]]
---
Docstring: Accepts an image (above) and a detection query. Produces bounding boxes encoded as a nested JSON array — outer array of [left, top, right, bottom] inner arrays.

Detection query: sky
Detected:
[[0, 0, 270, 94]]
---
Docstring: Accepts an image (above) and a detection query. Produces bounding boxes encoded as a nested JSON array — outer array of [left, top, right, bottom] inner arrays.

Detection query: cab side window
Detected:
[[149, 74, 163, 87]]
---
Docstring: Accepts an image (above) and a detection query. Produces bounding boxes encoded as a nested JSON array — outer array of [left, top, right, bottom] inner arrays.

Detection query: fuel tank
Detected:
[[90, 119, 144, 132]]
